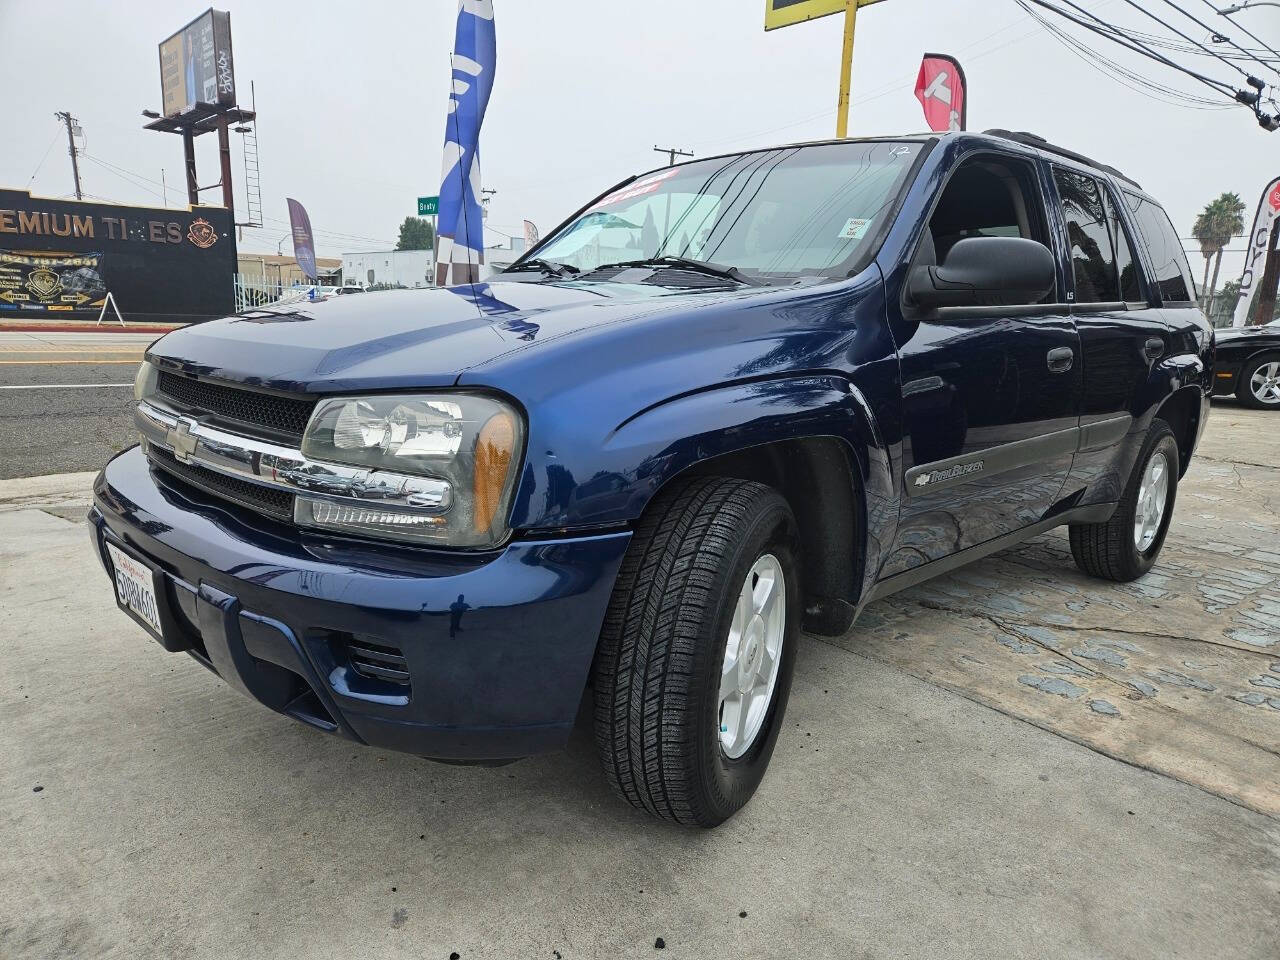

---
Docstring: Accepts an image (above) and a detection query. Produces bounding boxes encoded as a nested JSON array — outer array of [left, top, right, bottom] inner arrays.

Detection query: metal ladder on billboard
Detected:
[[95, 291, 125, 328], [238, 82, 263, 229]]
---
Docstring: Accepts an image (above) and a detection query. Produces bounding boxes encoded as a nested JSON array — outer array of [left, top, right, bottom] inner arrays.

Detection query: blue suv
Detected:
[[91, 130, 1213, 826]]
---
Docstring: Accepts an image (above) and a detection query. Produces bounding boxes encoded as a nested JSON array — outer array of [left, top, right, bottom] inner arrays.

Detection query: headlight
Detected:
[[298, 393, 523, 548], [134, 360, 158, 402]]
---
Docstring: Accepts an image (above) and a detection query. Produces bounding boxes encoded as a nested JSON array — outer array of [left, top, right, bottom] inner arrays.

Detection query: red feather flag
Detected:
[[915, 54, 967, 132]]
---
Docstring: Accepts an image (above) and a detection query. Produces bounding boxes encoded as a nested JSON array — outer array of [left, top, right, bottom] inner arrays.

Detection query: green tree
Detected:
[[1210, 278, 1240, 327], [1192, 192, 1247, 309], [396, 216, 436, 251]]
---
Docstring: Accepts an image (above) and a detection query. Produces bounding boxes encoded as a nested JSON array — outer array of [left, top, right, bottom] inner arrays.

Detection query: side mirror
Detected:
[[907, 236, 1056, 311]]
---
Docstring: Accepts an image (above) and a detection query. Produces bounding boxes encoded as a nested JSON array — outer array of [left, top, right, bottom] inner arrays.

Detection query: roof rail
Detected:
[[982, 128, 1142, 190]]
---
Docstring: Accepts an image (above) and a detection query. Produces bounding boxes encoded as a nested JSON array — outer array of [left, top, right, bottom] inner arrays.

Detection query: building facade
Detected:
[[341, 250, 434, 289]]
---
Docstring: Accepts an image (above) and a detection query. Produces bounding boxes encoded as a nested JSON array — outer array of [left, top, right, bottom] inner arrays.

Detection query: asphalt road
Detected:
[[0, 332, 150, 479]]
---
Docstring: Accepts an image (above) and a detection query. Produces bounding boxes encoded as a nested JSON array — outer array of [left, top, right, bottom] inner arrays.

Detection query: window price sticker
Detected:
[[839, 218, 872, 240]]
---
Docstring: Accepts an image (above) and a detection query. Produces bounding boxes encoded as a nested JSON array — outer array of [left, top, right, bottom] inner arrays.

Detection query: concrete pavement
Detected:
[[1, 405, 1278, 959]]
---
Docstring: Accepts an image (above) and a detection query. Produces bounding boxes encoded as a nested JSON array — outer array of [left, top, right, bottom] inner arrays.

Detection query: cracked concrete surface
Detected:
[[849, 403, 1280, 818], [1, 405, 1278, 959]]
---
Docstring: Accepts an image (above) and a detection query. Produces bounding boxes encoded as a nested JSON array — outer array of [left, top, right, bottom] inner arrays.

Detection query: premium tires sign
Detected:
[[0, 190, 236, 322]]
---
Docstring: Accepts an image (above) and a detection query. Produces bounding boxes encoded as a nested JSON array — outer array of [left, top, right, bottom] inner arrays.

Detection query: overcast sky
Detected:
[[3, 0, 1278, 281]]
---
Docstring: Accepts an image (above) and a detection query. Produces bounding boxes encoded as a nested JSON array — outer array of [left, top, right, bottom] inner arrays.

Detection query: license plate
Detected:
[[105, 542, 164, 638]]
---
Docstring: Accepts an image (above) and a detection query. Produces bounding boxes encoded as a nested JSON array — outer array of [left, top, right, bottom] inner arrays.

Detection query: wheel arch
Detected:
[[601, 374, 893, 637], [1153, 385, 1205, 477]]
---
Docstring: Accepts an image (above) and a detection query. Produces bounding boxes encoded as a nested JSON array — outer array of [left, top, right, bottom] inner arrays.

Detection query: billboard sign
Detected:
[[764, 0, 885, 31], [0, 190, 236, 323], [159, 9, 236, 118]]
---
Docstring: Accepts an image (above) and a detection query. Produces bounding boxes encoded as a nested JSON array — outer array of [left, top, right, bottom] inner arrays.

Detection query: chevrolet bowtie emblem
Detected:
[[169, 417, 199, 463]]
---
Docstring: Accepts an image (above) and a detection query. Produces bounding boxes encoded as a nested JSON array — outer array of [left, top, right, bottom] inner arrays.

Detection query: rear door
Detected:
[[1049, 166, 1172, 500], [886, 151, 1081, 576]]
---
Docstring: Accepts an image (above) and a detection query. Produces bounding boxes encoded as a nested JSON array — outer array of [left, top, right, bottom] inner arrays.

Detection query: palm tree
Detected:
[[1192, 193, 1247, 309]]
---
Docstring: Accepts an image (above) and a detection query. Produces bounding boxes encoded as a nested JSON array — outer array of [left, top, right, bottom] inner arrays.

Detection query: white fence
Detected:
[[232, 274, 332, 313]]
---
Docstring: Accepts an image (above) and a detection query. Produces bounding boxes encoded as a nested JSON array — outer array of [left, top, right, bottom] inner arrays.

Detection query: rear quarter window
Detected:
[[1124, 193, 1196, 304]]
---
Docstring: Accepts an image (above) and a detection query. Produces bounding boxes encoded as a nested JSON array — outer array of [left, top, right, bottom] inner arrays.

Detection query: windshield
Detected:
[[529, 141, 923, 280]]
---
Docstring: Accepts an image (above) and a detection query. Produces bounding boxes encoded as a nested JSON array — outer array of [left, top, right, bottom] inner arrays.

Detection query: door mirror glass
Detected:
[[907, 236, 1056, 311]]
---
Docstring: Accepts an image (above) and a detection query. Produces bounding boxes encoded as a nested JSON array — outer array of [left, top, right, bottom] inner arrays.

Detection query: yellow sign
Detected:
[[763, 0, 884, 31]]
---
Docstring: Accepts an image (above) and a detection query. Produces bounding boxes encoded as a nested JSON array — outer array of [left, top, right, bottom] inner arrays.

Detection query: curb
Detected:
[[0, 323, 183, 334]]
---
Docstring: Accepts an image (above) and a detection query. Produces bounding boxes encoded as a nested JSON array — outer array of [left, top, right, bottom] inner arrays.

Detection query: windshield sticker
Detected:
[[839, 217, 872, 240], [588, 168, 680, 211]]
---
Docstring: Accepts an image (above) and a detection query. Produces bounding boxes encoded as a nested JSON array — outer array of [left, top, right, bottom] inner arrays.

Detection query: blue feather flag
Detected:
[[436, 0, 496, 286]]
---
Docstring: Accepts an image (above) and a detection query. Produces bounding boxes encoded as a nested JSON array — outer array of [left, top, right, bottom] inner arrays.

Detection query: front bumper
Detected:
[[90, 446, 630, 760]]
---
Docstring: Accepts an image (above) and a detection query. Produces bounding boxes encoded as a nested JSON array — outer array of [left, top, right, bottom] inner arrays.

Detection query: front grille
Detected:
[[346, 639, 411, 685], [148, 445, 295, 521], [156, 371, 316, 441]]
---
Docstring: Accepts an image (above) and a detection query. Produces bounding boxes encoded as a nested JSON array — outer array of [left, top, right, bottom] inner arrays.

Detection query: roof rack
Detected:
[[982, 129, 1142, 190]]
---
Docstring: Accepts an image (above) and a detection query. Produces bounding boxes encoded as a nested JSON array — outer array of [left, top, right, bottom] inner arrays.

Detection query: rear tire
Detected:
[[1069, 419, 1179, 582], [591, 477, 801, 827], [1236, 352, 1280, 409]]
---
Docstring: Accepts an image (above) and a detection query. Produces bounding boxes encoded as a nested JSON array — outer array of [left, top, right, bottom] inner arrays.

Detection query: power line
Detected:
[[1160, 0, 1280, 81], [26, 129, 61, 188], [1023, 0, 1252, 104], [1125, 0, 1257, 80], [1017, 0, 1234, 107], [81, 151, 398, 247], [1203, 0, 1280, 63]]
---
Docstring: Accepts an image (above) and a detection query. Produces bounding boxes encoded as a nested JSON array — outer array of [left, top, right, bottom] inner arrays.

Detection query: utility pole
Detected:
[[54, 111, 83, 201], [481, 187, 497, 220], [654, 145, 693, 166]]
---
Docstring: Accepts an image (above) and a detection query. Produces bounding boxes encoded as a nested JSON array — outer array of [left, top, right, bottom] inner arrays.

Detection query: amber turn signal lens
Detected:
[[473, 411, 515, 533]]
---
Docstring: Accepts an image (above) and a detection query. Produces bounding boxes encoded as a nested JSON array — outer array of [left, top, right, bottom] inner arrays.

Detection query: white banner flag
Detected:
[[1233, 176, 1280, 327]]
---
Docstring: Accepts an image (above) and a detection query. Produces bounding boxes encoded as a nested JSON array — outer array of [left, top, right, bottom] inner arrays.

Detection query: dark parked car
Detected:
[[90, 130, 1212, 826], [1212, 318, 1280, 408]]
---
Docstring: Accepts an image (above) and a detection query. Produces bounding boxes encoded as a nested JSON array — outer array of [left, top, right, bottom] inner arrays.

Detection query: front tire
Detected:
[[1069, 419, 1179, 582], [591, 477, 801, 827], [1237, 352, 1280, 409]]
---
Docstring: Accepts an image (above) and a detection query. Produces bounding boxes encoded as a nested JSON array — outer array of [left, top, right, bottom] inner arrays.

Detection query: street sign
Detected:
[[418, 196, 439, 216], [763, 0, 884, 32]]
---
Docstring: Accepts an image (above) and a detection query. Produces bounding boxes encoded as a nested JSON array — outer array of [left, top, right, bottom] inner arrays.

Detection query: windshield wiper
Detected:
[[585, 255, 760, 286], [503, 258, 580, 278]]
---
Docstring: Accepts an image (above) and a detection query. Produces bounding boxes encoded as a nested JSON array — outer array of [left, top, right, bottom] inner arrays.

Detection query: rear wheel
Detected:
[[1237, 353, 1280, 409], [1069, 419, 1179, 582], [591, 477, 800, 827]]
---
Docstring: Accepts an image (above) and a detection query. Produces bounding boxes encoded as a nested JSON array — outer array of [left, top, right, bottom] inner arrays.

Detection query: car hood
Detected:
[[1216, 324, 1277, 343], [146, 280, 758, 394]]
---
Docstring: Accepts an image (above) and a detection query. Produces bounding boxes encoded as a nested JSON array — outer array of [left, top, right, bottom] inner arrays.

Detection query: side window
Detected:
[[924, 153, 1054, 303], [1053, 168, 1119, 304], [1125, 193, 1196, 304], [1103, 190, 1144, 303]]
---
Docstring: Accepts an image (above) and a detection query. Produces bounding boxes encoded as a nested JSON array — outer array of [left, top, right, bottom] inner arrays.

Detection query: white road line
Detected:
[[0, 383, 133, 390]]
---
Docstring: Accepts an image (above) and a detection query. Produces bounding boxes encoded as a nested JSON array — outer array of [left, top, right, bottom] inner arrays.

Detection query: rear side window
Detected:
[[1103, 190, 1144, 302], [1125, 193, 1196, 304], [1053, 168, 1119, 303]]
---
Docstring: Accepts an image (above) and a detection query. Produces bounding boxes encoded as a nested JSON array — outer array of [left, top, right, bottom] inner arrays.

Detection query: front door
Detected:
[[884, 151, 1082, 577]]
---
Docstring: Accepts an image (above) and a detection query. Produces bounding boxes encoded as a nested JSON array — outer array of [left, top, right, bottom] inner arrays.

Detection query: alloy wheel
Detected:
[[1250, 360, 1280, 405], [1134, 451, 1169, 552], [718, 554, 786, 760]]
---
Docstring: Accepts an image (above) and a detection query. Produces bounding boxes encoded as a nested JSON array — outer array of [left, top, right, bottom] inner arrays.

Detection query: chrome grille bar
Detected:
[[136, 400, 451, 512]]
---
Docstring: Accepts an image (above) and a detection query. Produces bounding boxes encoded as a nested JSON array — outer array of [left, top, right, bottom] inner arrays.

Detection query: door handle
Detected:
[[1046, 346, 1074, 373], [1144, 337, 1165, 360]]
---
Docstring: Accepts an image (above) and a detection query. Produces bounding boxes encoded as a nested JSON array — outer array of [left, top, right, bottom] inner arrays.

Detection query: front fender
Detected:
[[511, 373, 898, 599]]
